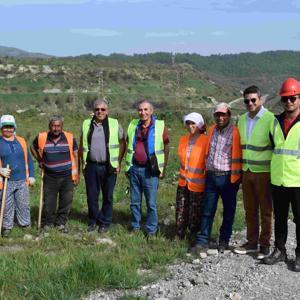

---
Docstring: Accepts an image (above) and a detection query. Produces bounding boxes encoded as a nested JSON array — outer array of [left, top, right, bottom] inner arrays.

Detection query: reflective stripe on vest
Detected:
[[126, 119, 165, 173], [38, 131, 78, 181], [206, 125, 242, 183], [238, 110, 274, 172], [178, 134, 208, 192], [81, 118, 119, 168], [0, 136, 29, 190], [271, 118, 300, 187]]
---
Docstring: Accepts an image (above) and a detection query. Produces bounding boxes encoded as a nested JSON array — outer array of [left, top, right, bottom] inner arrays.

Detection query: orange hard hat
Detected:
[[279, 77, 300, 96]]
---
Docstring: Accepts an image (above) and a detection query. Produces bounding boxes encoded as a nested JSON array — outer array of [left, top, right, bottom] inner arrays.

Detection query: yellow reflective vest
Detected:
[[238, 109, 274, 172], [271, 117, 300, 187]]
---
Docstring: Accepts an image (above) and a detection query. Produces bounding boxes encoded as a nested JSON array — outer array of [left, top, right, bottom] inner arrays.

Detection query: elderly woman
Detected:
[[0, 115, 35, 237], [176, 112, 208, 240]]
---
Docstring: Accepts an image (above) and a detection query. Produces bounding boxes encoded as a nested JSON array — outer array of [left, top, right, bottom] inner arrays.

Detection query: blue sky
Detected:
[[0, 0, 299, 56]]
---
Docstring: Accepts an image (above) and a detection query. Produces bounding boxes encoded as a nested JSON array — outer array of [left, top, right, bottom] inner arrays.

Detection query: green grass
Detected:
[[0, 111, 246, 299]]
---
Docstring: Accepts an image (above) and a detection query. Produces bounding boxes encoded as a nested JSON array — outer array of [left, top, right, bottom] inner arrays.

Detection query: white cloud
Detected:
[[70, 28, 121, 37], [211, 30, 225, 36], [145, 30, 195, 38], [0, 0, 88, 5]]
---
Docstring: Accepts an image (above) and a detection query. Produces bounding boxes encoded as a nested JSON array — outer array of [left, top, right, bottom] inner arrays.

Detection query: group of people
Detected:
[[0, 77, 298, 273], [177, 78, 300, 273]]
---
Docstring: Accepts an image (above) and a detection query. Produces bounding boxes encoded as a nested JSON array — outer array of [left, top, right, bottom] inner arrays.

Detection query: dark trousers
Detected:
[[84, 162, 116, 227], [42, 173, 74, 226], [272, 185, 300, 255], [196, 173, 239, 246], [176, 185, 204, 236]]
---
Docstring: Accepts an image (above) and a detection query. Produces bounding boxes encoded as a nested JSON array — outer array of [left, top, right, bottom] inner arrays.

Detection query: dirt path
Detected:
[[85, 220, 300, 300]]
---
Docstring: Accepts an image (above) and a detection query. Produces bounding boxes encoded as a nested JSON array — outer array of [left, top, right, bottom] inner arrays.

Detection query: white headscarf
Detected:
[[183, 112, 204, 129]]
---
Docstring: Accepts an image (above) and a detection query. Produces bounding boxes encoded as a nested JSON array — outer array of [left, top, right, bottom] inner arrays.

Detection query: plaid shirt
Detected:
[[206, 124, 233, 172]]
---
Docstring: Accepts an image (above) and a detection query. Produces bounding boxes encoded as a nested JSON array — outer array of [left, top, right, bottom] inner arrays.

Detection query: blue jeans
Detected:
[[196, 173, 239, 246], [129, 165, 159, 234], [84, 162, 117, 227]]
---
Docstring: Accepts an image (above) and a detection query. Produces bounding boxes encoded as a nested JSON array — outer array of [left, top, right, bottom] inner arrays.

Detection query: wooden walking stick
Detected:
[[0, 164, 10, 235], [37, 169, 44, 231]]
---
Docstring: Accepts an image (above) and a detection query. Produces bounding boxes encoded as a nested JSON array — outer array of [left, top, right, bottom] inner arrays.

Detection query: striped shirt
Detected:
[[33, 132, 78, 177], [206, 124, 233, 172]]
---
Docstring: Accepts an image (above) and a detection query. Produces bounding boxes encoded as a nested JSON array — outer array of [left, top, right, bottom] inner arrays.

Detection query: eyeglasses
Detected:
[[244, 98, 257, 105], [281, 96, 298, 103], [94, 108, 107, 112]]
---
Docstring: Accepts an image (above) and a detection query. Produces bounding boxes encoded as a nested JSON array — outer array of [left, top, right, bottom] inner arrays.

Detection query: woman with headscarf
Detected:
[[176, 112, 208, 240]]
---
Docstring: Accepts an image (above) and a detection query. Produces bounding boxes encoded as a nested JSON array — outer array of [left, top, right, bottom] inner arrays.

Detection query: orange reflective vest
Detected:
[[0, 136, 29, 190], [38, 131, 78, 181], [178, 134, 208, 192], [206, 125, 242, 183]]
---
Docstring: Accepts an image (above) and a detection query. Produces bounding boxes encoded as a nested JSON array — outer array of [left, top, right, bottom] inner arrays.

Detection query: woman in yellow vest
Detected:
[[176, 112, 208, 240], [0, 115, 35, 237]]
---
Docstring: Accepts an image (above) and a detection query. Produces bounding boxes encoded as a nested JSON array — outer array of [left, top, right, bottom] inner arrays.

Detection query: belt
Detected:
[[88, 161, 107, 166], [206, 170, 231, 176]]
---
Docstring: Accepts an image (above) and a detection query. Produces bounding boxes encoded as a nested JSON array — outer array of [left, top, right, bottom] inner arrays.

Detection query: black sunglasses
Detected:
[[94, 108, 107, 112], [281, 96, 298, 103], [244, 98, 257, 104]]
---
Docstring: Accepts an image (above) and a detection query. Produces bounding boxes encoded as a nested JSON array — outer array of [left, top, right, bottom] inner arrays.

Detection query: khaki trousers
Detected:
[[242, 170, 272, 247]]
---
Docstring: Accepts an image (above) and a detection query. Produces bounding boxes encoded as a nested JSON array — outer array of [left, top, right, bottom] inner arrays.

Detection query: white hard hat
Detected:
[[0, 115, 17, 128]]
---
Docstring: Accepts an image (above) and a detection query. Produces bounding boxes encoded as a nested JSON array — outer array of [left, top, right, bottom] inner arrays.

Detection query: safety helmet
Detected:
[[279, 77, 300, 96]]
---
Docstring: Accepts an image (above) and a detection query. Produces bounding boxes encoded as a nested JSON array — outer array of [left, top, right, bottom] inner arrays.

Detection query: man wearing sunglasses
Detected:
[[79, 99, 126, 233], [263, 78, 300, 272], [234, 86, 274, 259]]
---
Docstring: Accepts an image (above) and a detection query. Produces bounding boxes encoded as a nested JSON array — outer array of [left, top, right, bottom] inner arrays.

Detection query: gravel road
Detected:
[[85, 220, 300, 300]]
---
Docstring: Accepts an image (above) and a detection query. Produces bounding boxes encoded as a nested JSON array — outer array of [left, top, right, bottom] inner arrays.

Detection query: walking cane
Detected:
[[37, 169, 44, 231], [0, 164, 10, 236]]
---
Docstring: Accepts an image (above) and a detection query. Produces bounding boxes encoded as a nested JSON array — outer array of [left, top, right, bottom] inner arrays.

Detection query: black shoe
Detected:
[[87, 224, 96, 232], [2, 228, 11, 238], [257, 246, 270, 260], [293, 256, 300, 272], [98, 226, 109, 234], [218, 241, 229, 253], [263, 248, 286, 265], [56, 224, 69, 234]]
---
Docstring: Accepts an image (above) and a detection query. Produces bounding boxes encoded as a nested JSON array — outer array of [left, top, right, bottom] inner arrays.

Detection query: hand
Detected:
[[159, 172, 164, 179], [73, 177, 80, 186], [0, 167, 11, 178], [28, 177, 36, 186], [115, 162, 121, 174], [38, 161, 44, 169]]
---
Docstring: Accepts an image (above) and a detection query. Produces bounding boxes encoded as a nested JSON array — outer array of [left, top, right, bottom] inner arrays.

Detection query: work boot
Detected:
[[263, 248, 286, 265], [87, 224, 96, 232], [192, 244, 208, 259], [2, 228, 11, 238], [293, 256, 300, 272]]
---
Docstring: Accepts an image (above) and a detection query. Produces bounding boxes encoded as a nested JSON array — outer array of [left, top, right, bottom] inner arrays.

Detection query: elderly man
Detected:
[[31, 116, 78, 232], [195, 103, 242, 257], [125, 100, 169, 237], [79, 99, 126, 233], [263, 78, 300, 272], [234, 86, 274, 259], [0, 115, 35, 237]]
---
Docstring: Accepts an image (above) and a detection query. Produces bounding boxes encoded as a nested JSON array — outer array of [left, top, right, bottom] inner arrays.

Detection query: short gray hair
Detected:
[[136, 99, 153, 110], [93, 99, 108, 109], [49, 115, 64, 124]]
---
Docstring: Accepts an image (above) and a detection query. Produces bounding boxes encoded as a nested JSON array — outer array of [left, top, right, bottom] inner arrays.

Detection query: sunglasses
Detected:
[[94, 108, 107, 112], [281, 96, 298, 103], [244, 98, 257, 105]]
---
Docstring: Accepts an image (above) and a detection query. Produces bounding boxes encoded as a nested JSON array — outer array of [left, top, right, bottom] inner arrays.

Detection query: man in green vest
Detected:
[[234, 86, 274, 259], [263, 78, 300, 272], [79, 99, 126, 233], [125, 100, 169, 237]]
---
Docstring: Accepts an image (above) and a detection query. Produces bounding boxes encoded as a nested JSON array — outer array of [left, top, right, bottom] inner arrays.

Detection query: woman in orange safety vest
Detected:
[[176, 112, 208, 240]]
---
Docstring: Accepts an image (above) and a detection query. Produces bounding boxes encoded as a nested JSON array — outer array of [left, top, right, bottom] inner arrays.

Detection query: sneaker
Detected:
[[263, 248, 287, 265], [234, 243, 258, 254], [257, 246, 270, 260], [293, 256, 300, 272], [218, 242, 230, 254], [193, 244, 208, 259], [2, 228, 11, 238]]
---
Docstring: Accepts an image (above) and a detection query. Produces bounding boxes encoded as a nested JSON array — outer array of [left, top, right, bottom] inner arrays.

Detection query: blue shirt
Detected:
[[0, 136, 34, 181]]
